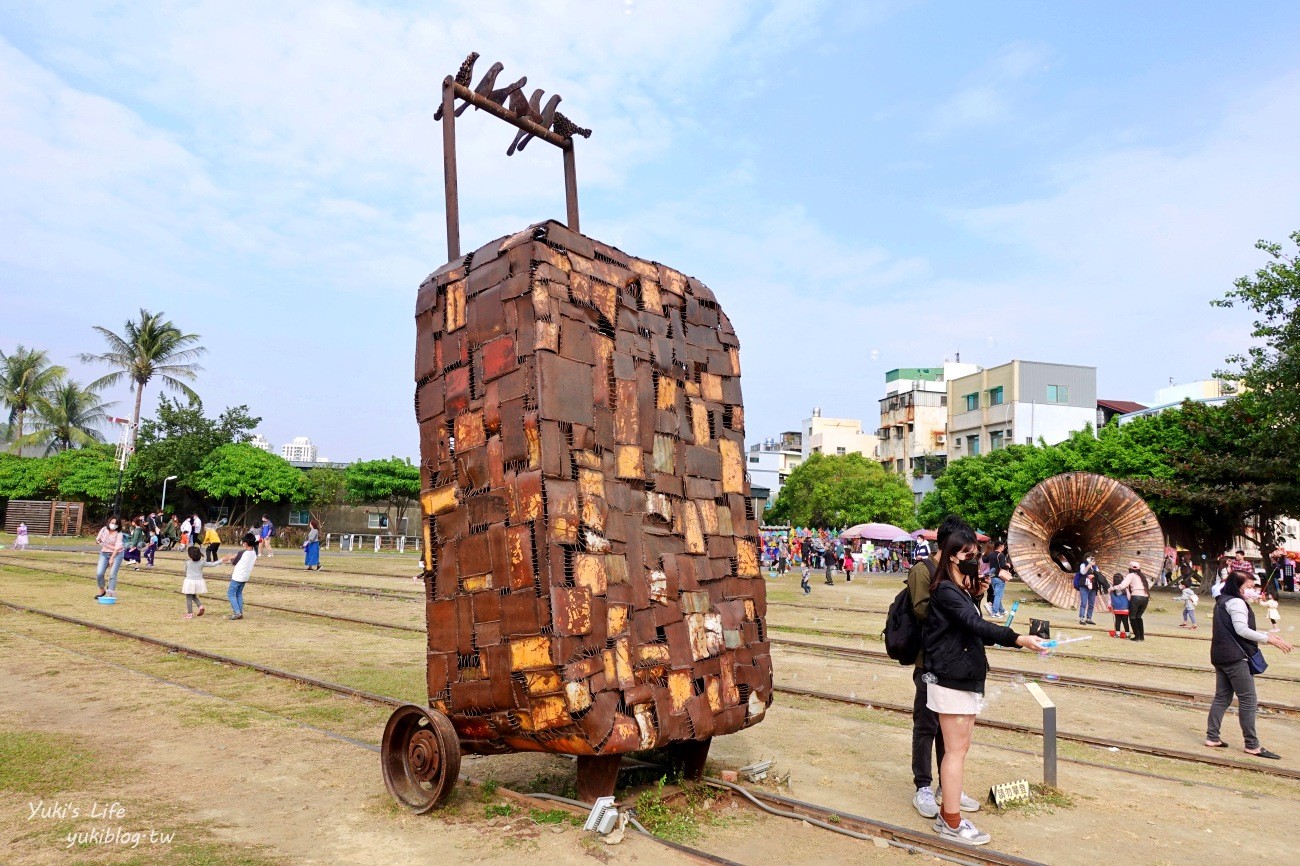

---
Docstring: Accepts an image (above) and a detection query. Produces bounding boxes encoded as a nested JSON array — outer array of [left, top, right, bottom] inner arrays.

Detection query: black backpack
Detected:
[[884, 560, 933, 665]]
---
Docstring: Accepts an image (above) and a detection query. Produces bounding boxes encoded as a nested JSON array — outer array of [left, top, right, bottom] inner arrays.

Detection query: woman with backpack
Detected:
[[921, 526, 1047, 846], [1205, 565, 1292, 757]]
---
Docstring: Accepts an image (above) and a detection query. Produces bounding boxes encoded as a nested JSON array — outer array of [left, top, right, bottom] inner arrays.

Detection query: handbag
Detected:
[[1245, 647, 1269, 675]]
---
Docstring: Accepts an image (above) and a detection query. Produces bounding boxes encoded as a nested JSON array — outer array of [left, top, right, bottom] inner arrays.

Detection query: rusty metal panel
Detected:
[[415, 225, 771, 764]]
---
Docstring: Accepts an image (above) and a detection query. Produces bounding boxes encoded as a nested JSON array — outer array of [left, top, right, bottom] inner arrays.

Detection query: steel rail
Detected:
[[0, 621, 731, 866], [772, 637, 1300, 717], [765, 621, 1300, 683], [768, 598, 1213, 642], [777, 685, 1300, 781]]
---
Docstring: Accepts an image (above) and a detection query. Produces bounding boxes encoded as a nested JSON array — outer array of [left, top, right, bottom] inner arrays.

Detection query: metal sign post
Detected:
[[1025, 681, 1058, 787]]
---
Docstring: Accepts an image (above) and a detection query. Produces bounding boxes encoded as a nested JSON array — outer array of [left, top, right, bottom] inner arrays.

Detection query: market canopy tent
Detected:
[[842, 522, 910, 542]]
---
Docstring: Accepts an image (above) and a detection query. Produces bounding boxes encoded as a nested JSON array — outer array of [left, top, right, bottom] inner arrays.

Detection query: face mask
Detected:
[[1244, 588, 1262, 602], [109, 523, 118, 530], [956, 558, 980, 578]]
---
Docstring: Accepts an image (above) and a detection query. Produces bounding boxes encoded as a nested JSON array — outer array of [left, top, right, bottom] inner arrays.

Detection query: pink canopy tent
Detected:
[[842, 522, 911, 542]]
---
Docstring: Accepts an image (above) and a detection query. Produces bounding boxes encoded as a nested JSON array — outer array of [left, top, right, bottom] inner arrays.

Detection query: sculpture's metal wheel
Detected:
[[381, 705, 461, 812]]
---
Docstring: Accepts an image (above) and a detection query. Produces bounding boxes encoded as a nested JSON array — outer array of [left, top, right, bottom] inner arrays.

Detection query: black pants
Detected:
[[911, 668, 945, 790], [1113, 613, 1130, 633], [1128, 595, 1149, 640], [206, 543, 220, 562]]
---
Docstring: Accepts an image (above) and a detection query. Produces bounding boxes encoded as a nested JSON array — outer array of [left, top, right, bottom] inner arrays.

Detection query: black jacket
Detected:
[[1210, 594, 1258, 668], [923, 580, 1020, 693]]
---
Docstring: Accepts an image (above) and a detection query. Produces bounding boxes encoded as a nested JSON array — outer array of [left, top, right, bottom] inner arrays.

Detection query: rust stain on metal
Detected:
[[1007, 472, 1166, 610]]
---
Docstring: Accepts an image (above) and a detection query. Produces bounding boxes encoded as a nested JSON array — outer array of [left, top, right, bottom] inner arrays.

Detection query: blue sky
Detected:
[[3, 1, 1299, 461]]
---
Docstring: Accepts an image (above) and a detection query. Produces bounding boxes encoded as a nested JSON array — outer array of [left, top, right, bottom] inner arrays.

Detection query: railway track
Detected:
[[768, 598, 1213, 643], [777, 685, 1300, 781], [0, 597, 1038, 866], [765, 622, 1300, 684], [773, 637, 1300, 717], [7, 556, 1298, 717]]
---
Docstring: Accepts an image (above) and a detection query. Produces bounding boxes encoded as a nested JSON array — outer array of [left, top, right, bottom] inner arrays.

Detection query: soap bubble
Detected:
[[1013, 674, 1026, 684], [850, 691, 856, 700], [1044, 673, 1060, 682], [868, 349, 880, 362]]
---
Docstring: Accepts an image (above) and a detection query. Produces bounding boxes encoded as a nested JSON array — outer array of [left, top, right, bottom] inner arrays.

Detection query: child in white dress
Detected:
[[182, 545, 220, 619]]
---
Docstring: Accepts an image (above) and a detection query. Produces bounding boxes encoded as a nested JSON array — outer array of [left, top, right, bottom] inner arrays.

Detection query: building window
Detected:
[[288, 509, 311, 526], [968, 435, 981, 456], [749, 456, 759, 463], [1025, 436, 1033, 445], [835, 446, 846, 455], [964, 393, 980, 412], [896, 459, 905, 472], [367, 513, 390, 530], [940, 395, 947, 407], [812, 446, 821, 454], [990, 430, 1004, 451], [1046, 384, 1069, 404], [988, 386, 1004, 406]]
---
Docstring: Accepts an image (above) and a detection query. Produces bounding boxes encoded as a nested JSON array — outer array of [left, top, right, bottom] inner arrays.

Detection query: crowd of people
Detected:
[[84, 511, 329, 618]]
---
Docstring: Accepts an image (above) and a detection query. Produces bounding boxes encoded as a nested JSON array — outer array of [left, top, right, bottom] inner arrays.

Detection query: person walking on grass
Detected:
[[1205, 566, 1293, 758], [93, 516, 124, 599], [222, 533, 258, 621], [922, 525, 1047, 845], [202, 522, 221, 562], [13, 521, 29, 551], [259, 515, 275, 557], [303, 518, 321, 571], [1178, 580, 1199, 630], [181, 545, 220, 619], [122, 516, 146, 571]]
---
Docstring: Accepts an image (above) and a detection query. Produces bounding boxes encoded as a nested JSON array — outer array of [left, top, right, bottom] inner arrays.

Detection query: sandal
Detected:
[[1204, 740, 1228, 748], [1246, 748, 1282, 760]]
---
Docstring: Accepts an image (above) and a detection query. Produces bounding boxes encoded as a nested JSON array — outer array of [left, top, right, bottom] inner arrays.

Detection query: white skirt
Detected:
[[926, 683, 986, 715], [181, 577, 208, 595]]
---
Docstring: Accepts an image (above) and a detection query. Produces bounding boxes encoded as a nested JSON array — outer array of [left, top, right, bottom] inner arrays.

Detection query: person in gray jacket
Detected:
[[1205, 566, 1292, 758]]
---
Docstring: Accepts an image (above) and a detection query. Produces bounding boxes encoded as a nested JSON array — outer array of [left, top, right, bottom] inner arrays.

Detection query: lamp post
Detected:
[[160, 475, 179, 514]]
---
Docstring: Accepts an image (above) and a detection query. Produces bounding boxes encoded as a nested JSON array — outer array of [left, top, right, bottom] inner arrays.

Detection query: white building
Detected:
[[747, 432, 803, 508], [947, 361, 1097, 457], [877, 361, 979, 503], [801, 409, 872, 459], [281, 436, 318, 463], [249, 434, 273, 453], [1117, 378, 1242, 425]]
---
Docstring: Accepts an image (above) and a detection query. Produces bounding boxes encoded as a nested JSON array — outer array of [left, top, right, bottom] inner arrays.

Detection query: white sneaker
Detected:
[[937, 787, 981, 812], [932, 816, 990, 845], [912, 786, 938, 818]]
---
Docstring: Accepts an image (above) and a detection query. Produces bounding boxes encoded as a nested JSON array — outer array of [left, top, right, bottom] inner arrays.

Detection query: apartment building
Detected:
[[747, 431, 803, 508], [801, 408, 872, 459], [947, 361, 1096, 458]]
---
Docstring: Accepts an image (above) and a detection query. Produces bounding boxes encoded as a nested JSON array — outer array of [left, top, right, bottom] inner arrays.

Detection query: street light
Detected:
[[160, 475, 179, 514]]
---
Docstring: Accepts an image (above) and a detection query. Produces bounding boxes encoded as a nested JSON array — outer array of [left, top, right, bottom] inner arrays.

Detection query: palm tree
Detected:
[[79, 309, 205, 453], [12, 378, 114, 455], [0, 346, 66, 452]]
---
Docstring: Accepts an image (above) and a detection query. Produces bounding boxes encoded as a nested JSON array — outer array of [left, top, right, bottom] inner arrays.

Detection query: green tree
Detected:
[[345, 457, 421, 535], [46, 446, 119, 506], [304, 467, 347, 528], [127, 397, 259, 514], [766, 452, 917, 529], [12, 378, 113, 455], [190, 443, 306, 527], [0, 453, 49, 501], [0, 346, 66, 450], [79, 309, 205, 453]]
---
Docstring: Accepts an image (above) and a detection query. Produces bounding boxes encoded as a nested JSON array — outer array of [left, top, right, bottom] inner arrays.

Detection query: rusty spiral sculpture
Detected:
[[1007, 472, 1165, 610]]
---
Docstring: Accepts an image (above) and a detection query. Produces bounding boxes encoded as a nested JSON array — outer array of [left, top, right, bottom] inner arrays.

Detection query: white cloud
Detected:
[[925, 41, 1054, 139]]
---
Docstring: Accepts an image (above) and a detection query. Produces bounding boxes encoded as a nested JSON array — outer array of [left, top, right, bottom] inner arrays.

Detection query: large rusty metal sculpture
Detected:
[[1006, 472, 1164, 610], [381, 54, 771, 812]]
